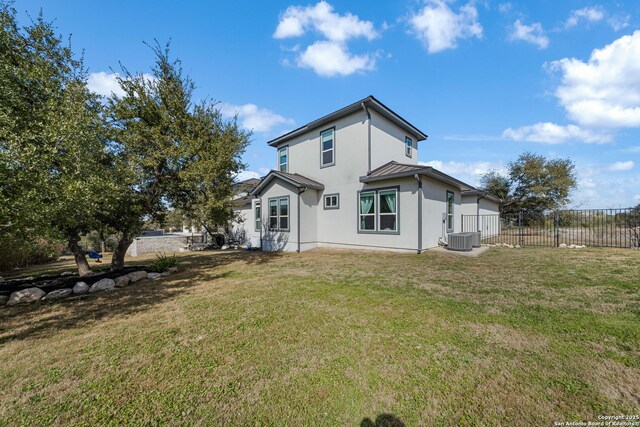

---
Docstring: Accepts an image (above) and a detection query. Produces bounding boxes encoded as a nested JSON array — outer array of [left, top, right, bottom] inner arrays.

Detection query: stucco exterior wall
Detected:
[[422, 177, 461, 249], [231, 203, 261, 248], [461, 196, 501, 237], [369, 110, 419, 169]]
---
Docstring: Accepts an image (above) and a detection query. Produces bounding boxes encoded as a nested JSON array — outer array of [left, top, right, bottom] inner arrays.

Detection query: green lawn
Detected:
[[1, 248, 639, 425]]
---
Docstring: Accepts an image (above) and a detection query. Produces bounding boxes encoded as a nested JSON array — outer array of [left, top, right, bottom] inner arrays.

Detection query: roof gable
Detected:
[[252, 170, 324, 196], [266, 96, 428, 147]]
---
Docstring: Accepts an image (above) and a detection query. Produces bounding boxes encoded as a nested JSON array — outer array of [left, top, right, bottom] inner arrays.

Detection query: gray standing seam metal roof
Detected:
[[251, 170, 325, 196], [266, 95, 428, 147], [361, 161, 476, 192]]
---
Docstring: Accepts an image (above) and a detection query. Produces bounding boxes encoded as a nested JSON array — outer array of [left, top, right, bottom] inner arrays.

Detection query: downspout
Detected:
[[415, 174, 423, 254], [297, 187, 307, 253], [361, 102, 372, 174]]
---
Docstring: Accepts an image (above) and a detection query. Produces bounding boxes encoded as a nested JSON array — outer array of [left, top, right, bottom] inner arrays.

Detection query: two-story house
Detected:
[[233, 96, 500, 253]]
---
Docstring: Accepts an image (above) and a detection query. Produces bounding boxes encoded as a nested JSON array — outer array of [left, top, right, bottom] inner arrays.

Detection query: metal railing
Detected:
[[461, 208, 640, 248]]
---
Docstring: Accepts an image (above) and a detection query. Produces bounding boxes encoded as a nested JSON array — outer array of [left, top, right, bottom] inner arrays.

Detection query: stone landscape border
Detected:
[[2, 267, 178, 307]]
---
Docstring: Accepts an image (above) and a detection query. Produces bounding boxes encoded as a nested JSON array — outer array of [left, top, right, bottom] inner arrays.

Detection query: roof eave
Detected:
[[267, 96, 428, 147]]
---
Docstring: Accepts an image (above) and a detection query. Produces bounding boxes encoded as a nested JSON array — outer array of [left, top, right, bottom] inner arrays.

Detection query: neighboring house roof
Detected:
[[233, 177, 261, 195], [461, 189, 502, 203], [360, 161, 475, 191], [252, 170, 325, 195], [266, 95, 428, 147]]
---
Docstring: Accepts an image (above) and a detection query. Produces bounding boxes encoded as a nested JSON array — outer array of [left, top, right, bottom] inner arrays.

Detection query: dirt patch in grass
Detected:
[[586, 358, 640, 407], [466, 322, 549, 352]]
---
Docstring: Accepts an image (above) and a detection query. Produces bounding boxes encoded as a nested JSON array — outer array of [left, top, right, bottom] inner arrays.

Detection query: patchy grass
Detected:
[[0, 247, 638, 425]]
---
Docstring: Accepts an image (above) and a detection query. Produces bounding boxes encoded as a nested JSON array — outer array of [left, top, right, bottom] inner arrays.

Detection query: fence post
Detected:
[[554, 210, 560, 247], [518, 210, 523, 247], [461, 214, 464, 232]]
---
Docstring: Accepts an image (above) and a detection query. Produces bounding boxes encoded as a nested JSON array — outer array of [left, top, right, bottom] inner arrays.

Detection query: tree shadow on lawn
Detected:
[[361, 413, 406, 427], [0, 250, 281, 345]]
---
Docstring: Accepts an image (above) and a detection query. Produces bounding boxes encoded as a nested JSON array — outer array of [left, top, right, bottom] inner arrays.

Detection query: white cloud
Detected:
[[219, 103, 294, 134], [297, 41, 376, 77], [622, 146, 640, 153], [503, 31, 640, 144], [607, 15, 630, 31], [608, 161, 634, 171], [274, 1, 379, 76], [87, 72, 125, 97], [408, 0, 483, 54], [502, 122, 612, 144], [509, 19, 549, 49], [565, 6, 605, 28], [274, 1, 378, 42], [420, 160, 506, 186], [235, 170, 262, 181], [549, 31, 640, 129], [87, 71, 156, 98], [572, 164, 640, 208], [565, 6, 630, 31], [498, 3, 512, 14]]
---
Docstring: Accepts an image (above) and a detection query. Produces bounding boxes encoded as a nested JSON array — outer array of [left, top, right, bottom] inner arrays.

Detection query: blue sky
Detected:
[[16, 0, 640, 208]]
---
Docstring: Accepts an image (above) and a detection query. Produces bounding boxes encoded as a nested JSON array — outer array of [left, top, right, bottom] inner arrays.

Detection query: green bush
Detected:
[[149, 252, 179, 273], [0, 235, 66, 272]]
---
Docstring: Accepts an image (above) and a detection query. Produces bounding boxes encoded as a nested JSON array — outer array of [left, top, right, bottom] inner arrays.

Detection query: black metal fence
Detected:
[[461, 208, 640, 248]]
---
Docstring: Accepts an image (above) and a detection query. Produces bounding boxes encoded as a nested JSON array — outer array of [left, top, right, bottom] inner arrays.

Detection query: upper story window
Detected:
[[405, 136, 413, 158], [278, 146, 288, 172], [320, 128, 335, 168], [446, 190, 454, 232]]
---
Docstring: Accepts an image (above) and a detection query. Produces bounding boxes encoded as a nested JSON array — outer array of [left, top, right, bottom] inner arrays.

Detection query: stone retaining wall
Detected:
[[127, 236, 189, 257]]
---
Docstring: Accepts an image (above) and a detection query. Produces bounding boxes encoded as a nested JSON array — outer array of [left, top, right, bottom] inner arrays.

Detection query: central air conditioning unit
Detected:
[[470, 231, 482, 248], [447, 233, 473, 251]]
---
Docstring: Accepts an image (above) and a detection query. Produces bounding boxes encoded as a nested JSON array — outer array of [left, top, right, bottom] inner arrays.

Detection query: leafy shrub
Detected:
[[149, 252, 178, 273], [0, 235, 65, 272]]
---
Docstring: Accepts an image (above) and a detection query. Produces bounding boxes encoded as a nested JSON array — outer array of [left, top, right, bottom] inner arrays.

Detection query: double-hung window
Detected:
[[378, 190, 397, 231], [268, 197, 289, 231], [359, 191, 376, 231], [359, 188, 398, 233], [278, 146, 288, 172], [254, 201, 261, 231], [405, 136, 413, 158], [320, 128, 335, 167], [446, 190, 454, 232]]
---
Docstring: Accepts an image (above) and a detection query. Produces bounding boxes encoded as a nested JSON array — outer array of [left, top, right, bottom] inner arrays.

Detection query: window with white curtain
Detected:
[[379, 190, 397, 231], [359, 191, 376, 231]]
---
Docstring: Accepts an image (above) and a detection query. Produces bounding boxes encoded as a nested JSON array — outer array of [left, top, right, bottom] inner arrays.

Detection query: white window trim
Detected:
[[405, 136, 413, 158], [323, 193, 340, 210], [320, 128, 335, 168], [278, 145, 288, 173]]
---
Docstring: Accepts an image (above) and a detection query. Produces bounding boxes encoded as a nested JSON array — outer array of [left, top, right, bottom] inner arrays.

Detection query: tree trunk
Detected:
[[111, 233, 133, 271], [68, 233, 92, 277]]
